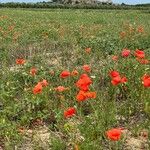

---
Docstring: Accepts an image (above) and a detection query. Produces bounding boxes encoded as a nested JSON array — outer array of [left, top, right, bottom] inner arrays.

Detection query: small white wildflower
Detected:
[[90, 75, 96, 79]]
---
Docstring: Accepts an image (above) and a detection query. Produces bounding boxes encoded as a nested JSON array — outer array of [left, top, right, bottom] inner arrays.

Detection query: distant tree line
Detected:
[[0, 2, 149, 10], [135, 3, 150, 7]]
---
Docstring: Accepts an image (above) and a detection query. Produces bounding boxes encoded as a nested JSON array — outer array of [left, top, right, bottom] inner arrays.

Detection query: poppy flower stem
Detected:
[[89, 101, 98, 119]]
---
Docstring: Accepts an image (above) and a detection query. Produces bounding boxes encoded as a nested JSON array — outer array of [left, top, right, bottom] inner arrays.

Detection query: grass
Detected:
[[0, 8, 150, 149]]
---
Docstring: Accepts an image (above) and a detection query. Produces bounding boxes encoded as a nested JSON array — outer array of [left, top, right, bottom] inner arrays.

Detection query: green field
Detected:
[[0, 8, 150, 149]]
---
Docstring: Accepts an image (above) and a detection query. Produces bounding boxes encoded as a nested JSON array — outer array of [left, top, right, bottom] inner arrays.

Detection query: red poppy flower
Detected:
[[33, 82, 43, 94], [142, 74, 150, 87], [121, 77, 128, 83], [109, 71, 120, 78], [76, 74, 92, 91], [60, 71, 70, 78], [16, 58, 25, 65], [111, 76, 122, 86], [110, 71, 127, 86], [80, 74, 92, 80], [41, 79, 48, 87], [76, 90, 96, 102], [76, 90, 87, 102], [137, 58, 149, 64], [120, 31, 126, 39], [82, 65, 91, 72], [71, 70, 79, 76], [78, 84, 89, 91], [18, 127, 25, 134], [85, 47, 91, 53], [106, 128, 122, 141], [54, 86, 68, 92], [121, 49, 131, 57], [30, 68, 37, 76], [137, 26, 144, 33], [112, 55, 118, 61], [135, 50, 145, 59], [64, 107, 76, 118], [85, 91, 97, 99]]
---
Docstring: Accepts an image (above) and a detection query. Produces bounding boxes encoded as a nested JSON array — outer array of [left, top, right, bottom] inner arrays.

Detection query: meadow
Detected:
[[0, 8, 150, 149]]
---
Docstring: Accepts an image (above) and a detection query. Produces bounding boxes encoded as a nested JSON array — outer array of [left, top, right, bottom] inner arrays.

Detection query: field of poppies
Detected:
[[0, 8, 150, 149]]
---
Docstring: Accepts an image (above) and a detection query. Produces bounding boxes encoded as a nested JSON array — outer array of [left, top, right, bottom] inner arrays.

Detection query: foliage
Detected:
[[0, 2, 150, 10]]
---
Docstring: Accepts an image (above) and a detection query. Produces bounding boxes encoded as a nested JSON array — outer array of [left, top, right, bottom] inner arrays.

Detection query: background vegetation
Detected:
[[0, 2, 150, 10]]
